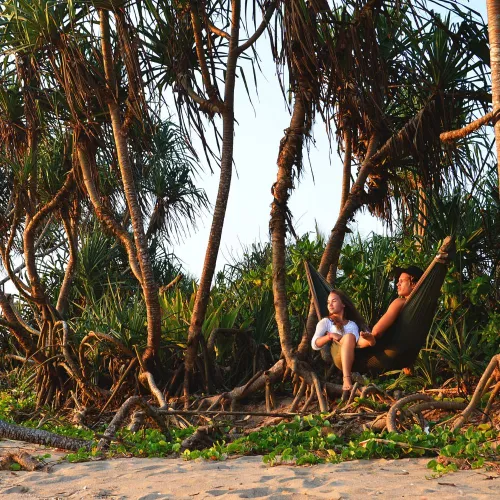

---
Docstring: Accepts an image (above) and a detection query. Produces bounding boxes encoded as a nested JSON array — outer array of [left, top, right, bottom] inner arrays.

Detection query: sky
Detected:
[[172, 1, 489, 280]]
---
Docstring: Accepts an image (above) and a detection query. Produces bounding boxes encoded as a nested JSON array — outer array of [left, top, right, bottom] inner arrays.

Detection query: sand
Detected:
[[0, 440, 498, 499]]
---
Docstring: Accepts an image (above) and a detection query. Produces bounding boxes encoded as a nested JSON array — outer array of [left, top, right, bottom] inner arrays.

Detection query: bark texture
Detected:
[[183, 0, 241, 401]]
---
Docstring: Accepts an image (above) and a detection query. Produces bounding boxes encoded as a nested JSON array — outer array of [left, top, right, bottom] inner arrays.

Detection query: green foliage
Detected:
[[1, 387, 497, 475], [182, 417, 498, 471], [0, 390, 36, 422]]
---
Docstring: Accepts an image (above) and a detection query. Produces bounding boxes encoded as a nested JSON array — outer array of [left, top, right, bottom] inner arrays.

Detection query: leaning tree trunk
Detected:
[[99, 10, 161, 368], [340, 123, 352, 210], [183, 0, 241, 404], [487, 0, 500, 195]]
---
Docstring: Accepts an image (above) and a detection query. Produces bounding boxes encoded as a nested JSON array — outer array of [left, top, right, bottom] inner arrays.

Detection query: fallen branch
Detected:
[[0, 451, 43, 471], [158, 409, 302, 418], [0, 418, 92, 452]]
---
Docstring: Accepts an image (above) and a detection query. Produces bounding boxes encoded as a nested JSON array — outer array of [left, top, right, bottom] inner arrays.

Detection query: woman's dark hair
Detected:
[[328, 289, 368, 331]]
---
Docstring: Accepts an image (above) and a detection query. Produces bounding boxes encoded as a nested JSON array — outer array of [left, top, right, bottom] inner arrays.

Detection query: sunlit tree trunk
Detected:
[[299, 135, 379, 353], [487, 0, 500, 194], [99, 10, 161, 367], [271, 94, 306, 364]]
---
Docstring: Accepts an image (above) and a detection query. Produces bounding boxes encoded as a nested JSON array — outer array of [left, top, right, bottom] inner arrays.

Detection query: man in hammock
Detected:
[[358, 265, 424, 348]]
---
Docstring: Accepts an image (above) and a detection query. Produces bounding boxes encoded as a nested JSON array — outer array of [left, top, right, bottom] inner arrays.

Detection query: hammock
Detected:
[[305, 236, 455, 374]]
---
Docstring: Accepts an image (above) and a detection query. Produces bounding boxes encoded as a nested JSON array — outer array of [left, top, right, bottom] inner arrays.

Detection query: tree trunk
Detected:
[[56, 202, 79, 317], [487, 0, 500, 195], [0, 418, 91, 452], [340, 125, 352, 210], [183, 0, 241, 403], [414, 181, 428, 246], [270, 93, 306, 364], [99, 10, 161, 367]]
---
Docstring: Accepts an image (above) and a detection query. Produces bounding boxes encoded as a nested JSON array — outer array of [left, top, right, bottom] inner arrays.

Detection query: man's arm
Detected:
[[371, 298, 406, 338], [359, 297, 406, 346]]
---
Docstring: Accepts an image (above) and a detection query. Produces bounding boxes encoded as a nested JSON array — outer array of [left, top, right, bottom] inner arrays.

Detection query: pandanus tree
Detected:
[[139, 0, 279, 403], [487, 0, 500, 194], [0, 0, 207, 407], [192, 1, 493, 408]]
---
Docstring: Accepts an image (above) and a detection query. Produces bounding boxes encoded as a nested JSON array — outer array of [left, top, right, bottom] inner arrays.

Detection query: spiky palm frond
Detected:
[[136, 121, 209, 243]]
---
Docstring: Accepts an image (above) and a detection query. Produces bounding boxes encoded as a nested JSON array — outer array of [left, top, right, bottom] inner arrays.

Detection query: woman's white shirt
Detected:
[[311, 318, 359, 350]]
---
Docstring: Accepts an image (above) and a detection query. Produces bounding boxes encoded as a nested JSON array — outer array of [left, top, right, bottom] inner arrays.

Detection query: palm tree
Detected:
[[0, 0, 210, 407], [98, 8, 162, 371], [487, 0, 500, 194], [298, 3, 492, 346]]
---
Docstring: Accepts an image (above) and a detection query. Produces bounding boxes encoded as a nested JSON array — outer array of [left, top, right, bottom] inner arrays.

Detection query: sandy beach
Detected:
[[0, 440, 498, 499]]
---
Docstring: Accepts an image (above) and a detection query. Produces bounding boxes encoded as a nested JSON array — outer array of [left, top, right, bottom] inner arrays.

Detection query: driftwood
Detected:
[[0, 451, 43, 471]]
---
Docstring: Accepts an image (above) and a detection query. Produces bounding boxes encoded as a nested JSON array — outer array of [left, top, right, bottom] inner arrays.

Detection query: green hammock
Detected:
[[305, 236, 455, 374]]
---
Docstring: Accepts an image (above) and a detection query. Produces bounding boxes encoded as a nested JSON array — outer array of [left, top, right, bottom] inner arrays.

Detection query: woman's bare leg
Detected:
[[340, 334, 356, 390]]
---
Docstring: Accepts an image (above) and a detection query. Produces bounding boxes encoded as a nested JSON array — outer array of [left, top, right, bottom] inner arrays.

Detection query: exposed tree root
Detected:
[[387, 394, 433, 432], [196, 359, 286, 410], [481, 381, 500, 424], [97, 396, 168, 450], [452, 354, 500, 431], [408, 401, 467, 414], [99, 358, 138, 416], [139, 371, 167, 408], [360, 384, 393, 401]]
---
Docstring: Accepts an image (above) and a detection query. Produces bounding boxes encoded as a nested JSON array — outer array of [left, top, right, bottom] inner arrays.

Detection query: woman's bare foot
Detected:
[[342, 375, 353, 391], [360, 331, 376, 346]]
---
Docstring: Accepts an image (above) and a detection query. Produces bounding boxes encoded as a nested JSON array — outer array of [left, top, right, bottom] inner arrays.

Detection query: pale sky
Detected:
[[172, 38, 383, 279]]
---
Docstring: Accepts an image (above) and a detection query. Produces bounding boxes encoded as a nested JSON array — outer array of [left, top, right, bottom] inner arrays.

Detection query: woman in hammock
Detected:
[[311, 289, 364, 391], [358, 265, 424, 347]]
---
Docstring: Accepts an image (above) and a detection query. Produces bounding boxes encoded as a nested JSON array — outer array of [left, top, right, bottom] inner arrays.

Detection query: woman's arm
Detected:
[[311, 319, 341, 350]]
